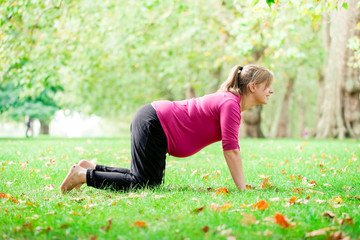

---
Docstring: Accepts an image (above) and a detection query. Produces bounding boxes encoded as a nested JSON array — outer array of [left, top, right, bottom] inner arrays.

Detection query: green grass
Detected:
[[0, 137, 359, 239]]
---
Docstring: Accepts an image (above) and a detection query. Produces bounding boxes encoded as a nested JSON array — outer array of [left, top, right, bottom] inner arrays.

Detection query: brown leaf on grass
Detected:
[[70, 211, 81, 216], [201, 226, 209, 233], [329, 231, 351, 240], [305, 226, 338, 237], [210, 202, 232, 212], [44, 184, 55, 190], [241, 214, 257, 226], [330, 197, 342, 204], [192, 205, 205, 214], [315, 199, 326, 204], [246, 184, 254, 189], [22, 222, 33, 231], [60, 224, 69, 229], [339, 218, 353, 226], [259, 178, 273, 189], [321, 211, 335, 219], [306, 189, 324, 195], [274, 213, 290, 228], [309, 180, 317, 185], [216, 187, 229, 195], [289, 197, 297, 204], [0, 193, 8, 198], [269, 197, 280, 202], [201, 173, 210, 180], [89, 235, 97, 240], [292, 188, 302, 194], [134, 221, 148, 229], [101, 218, 112, 231], [252, 200, 269, 210]]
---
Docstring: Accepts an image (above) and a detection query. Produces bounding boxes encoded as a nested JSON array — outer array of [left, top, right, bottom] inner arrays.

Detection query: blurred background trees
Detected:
[[1, 0, 359, 138]]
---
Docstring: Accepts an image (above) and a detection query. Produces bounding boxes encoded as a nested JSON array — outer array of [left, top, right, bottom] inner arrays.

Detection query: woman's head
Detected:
[[218, 65, 274, 96]]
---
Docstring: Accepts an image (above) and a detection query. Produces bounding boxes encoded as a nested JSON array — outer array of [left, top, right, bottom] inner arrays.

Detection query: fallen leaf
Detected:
[[292, 188, 302, 194], [274, 213, 290, 228], [321, 211, 335, 219], [101, 218, 112, 231], [134, 221, 147, 229], [315, 199, 326, 204], [306, 189, 324, 195], [44, 184, 55, 190], [45, 211, 55, 215], [330, 197, 342, 204], [309, 180, 317, 185], [289, 197, 297, 204], [60, 224, 69, 229], [259, 178, 273, 189], [191, 169, 200, 176], [246, 184, 254, 189], [192, 205, 205, 214], [201, 225, 209, 233], [202, 173, 210, 180], [153, 195, 166, 199], [252, 200, 268, 210], [70, 211, 81, 216], [328, 231, 351, 240], [5, 178, 18, 185], [305, 226, 338, 237], [241, 214, 257, 226], [0, 193, 8, 198], [216, 187, 229, 195], [22, 222, 33, 230], [210, 202, 232, 212], [269, 197, 280, 202], [340, 218, 353, 226]]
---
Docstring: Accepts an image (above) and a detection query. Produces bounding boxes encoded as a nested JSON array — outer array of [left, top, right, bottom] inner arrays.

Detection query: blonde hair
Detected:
[[218, 65, 273, 96]]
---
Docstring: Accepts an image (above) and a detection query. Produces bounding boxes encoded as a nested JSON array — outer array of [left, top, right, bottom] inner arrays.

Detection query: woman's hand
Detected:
[[223, 149, 246, 191]]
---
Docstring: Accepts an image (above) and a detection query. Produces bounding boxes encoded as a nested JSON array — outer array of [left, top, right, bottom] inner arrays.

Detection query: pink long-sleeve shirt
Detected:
[[152, 92, 241, 158]]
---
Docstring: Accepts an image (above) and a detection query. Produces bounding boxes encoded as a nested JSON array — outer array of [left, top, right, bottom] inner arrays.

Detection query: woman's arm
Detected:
[[223, 149, 246, 191]]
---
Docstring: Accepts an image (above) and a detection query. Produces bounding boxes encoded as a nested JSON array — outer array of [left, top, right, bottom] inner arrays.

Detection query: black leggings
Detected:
[[86, 104, 168, 191]]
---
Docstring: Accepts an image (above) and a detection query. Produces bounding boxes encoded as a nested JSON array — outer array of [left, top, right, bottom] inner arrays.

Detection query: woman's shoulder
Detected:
[[202, 91, 240, 102]]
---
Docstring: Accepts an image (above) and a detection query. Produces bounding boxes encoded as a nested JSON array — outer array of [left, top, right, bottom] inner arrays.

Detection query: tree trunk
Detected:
[[40, 120, 49, 135], [276, 77, 295, 138], [239, 105, 264, 138], [316, 0, 360, 139], [185, 86, 196, 99]]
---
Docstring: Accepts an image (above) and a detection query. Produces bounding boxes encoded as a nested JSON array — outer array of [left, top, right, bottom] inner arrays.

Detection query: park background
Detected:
[[1, 1, 360, 239], [1, 0, 359, 139]]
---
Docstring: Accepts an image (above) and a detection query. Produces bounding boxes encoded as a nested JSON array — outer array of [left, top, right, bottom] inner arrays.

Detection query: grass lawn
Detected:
[[0, 137, 359, 239]]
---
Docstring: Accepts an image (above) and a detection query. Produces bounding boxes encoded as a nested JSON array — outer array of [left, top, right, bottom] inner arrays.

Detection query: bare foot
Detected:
[[60, 165, 87, 194], [78, 160, 96, 170]]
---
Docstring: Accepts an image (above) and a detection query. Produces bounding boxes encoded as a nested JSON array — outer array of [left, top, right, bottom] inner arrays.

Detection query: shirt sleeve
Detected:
[[219, 99, 241, 151]]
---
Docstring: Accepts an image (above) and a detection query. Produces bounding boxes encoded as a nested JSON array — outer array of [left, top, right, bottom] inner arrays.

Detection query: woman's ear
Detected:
[[248, 83, 256, 93]]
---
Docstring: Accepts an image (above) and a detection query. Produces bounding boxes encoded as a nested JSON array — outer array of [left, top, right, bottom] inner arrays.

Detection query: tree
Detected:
[[316, 0, 360, 138]]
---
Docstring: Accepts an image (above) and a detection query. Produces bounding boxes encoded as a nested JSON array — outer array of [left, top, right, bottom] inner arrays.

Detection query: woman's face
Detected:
[[252, 82, 274, 104]]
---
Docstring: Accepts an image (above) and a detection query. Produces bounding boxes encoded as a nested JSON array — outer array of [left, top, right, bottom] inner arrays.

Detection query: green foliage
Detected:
[[0, 0, 356, 136], [0, 138, 359, 239]]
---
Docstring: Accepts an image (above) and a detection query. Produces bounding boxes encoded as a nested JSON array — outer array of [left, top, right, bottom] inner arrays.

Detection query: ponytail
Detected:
[[218, 64, 273, 96]]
